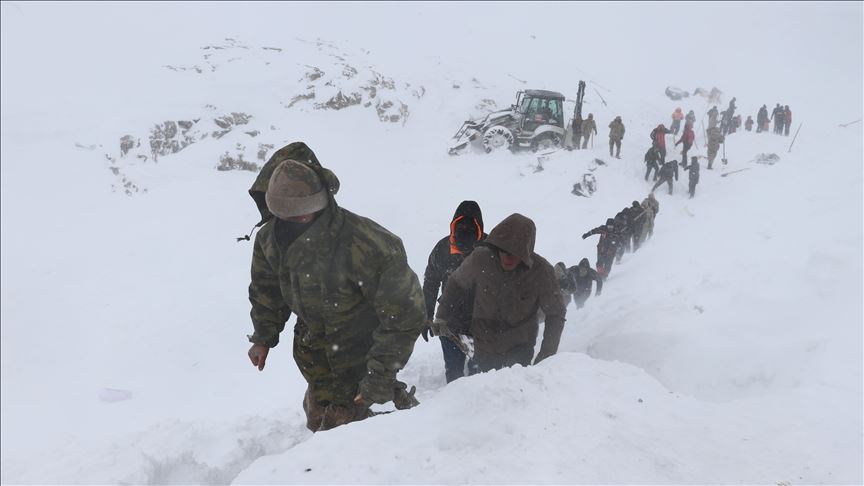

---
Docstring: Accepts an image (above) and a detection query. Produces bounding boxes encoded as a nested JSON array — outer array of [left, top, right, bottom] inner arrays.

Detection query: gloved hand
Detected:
[[420, 323, 431, 342], [355, 371, 395, 406], [393, 385, 420, 410], [582, 233, 589, 240], [430, 318, 471, 355], [429, 318, 452, 338], [595, 290, 601, 297]]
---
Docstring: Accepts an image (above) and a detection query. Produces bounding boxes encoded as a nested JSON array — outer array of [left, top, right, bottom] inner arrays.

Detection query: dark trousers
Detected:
[[440, 337, 468, 383], [689, 180, 697, 198], [631, 224, 644, 251], [671, 119, 681, 135], [681, 144, 691, 165], [652, 176, 673, 195], [609, 138, 621, 157], [597, 250, 615, 279], [645, 162, 659, 181], [784, 122, 790, 136]]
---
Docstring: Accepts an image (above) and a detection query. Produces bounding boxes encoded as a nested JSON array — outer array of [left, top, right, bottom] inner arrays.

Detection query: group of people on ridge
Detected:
[[245, 142, 584, 432]]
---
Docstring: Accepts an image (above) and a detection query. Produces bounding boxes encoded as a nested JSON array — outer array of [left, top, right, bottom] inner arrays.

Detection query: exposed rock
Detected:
[[217, 152, 259, 172], [370, 72, 395, 90], [257, 143, 275, 161], [304, 66, 324, 82], [342, 65, 358, 79], [149, 119, 201, 161], [211, 112, 251, 138], [361, 85, 378, 100], [315, 91, 362, 110], [375, 100, 410, 125], [376, 101, 393, 120], [287, 92, 315, 108], [244, 130, 260, 137]]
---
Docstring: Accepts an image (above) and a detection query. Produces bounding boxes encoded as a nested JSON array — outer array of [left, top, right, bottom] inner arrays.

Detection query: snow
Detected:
[[2, 2, 862, 484]]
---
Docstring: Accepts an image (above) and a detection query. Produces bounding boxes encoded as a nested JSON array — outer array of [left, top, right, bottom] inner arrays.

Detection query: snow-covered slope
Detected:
[[2, 2, 862, 484]]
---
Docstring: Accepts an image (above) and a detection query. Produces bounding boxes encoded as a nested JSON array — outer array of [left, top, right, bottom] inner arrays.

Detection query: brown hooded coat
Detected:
[[435, 214, 566, 372]]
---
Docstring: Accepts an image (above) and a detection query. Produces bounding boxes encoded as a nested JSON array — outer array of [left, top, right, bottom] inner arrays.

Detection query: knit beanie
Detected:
[[265, 159, 329, 219]]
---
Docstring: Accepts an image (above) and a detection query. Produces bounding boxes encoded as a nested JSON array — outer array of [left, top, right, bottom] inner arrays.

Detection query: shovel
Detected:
[[721, 140, 728, 165]]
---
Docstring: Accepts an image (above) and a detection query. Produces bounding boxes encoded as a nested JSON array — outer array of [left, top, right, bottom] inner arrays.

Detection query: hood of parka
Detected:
[[484, 213, 536, 268]]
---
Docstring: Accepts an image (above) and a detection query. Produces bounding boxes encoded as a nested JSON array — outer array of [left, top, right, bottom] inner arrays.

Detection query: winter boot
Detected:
[[317, 403, 372, 431]]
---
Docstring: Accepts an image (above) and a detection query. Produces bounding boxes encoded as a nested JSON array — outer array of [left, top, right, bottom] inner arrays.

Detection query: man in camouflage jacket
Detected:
[[245, 142, 426, 432]]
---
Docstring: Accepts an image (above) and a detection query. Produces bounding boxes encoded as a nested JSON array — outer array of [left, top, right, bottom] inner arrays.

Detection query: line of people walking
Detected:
[[581, 194, 660, 280], [757, 103, 793, 135]]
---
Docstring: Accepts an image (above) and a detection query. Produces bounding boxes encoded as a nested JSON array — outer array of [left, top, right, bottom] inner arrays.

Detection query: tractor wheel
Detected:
[[482, 126, 515, 153], [531, 132, 562, 152]]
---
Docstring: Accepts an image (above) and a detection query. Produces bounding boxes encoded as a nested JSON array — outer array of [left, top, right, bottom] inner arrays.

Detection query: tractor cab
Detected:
[[514, 90, 565, 134], [448, 87, 571, 155]]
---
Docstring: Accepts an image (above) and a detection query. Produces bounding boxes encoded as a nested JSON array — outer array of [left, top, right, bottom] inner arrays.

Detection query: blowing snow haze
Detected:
[[1, 2, 862, 485]]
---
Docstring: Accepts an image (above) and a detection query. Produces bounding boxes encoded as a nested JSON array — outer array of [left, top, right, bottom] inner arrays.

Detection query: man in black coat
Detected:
[[651, 159, 679, 195], [583, 218, 621, 279], [757, 105, 768, 133], [422, 200, 486, 382], [684, 156, 700, 199], [614, 209, 630, 262], [570, 258, 603, 309], [644, 147, 661, 181], [628, 201, 646, 251]]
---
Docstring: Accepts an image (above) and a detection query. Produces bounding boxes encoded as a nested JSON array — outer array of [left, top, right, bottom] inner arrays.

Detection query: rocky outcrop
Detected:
[[315, 91, 362, 110]]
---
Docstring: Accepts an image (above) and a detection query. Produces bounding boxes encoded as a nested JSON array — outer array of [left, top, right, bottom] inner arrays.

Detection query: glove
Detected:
[[429, 318, 452, 338], [357, 370, 395, 406], [393, 385, 420, 410], [430, 318, 471, 355], [582, 233, 589, 240], [595, 290, 601, 297], [420, 323, 431, 342]]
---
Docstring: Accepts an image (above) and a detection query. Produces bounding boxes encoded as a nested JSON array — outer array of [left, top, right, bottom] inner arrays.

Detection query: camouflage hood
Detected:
[[484, 213, 536, 268], [249, 142, 340, 226]]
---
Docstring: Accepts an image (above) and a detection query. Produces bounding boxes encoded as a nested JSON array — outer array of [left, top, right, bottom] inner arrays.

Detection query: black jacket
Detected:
[[685, 160, 700, 183], [570, 263, 603, 296], [658, 160, 679, 181], [584, 224, 621, 257], [422, 201, 486, 320]]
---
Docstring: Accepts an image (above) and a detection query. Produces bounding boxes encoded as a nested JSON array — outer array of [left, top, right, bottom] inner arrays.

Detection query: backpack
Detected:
[[237, 141, 340, 241]]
